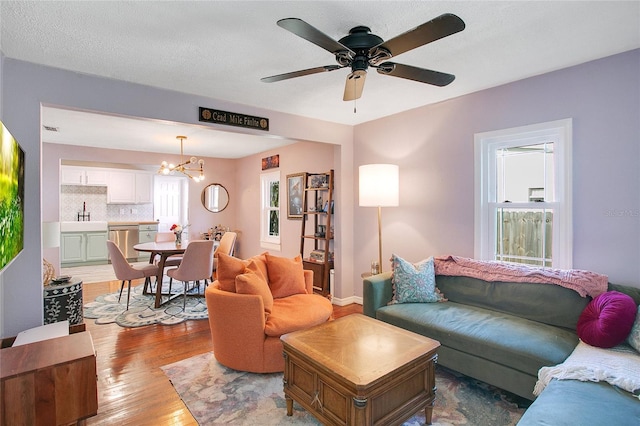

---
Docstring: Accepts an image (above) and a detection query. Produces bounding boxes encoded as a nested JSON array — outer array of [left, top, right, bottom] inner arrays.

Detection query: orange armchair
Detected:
[[205, 255, 333, 373]]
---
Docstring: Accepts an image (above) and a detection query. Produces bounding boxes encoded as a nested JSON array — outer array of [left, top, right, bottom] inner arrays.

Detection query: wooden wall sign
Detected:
[[199, 107, 269, 131]]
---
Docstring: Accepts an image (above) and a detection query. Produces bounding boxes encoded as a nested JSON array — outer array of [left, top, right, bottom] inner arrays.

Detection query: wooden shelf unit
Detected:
[[300, 170, 334, 297]]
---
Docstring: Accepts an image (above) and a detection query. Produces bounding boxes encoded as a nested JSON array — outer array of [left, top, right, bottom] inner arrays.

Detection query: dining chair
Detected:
[[166, 240, 215, 308], [106, 240, 159, 310], [212, 231, 237, 279], [149, 231, 183, 294]]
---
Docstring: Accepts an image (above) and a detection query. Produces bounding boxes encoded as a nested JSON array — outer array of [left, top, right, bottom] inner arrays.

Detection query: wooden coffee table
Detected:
[[281, 314, 440, 425]]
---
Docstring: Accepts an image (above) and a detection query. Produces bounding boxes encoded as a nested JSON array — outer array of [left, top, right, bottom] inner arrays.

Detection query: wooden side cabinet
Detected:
[[0, 331, 98, 425]]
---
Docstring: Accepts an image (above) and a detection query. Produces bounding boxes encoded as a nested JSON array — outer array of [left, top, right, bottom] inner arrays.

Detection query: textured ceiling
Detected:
[[1, 1, 639, 158]]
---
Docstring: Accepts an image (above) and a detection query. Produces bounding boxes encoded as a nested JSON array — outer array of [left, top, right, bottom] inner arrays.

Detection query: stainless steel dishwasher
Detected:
[[108, 224, 139, 261]]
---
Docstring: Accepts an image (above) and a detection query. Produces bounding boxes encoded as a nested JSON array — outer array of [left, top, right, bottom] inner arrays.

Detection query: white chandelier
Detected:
[[158, 135, 205, 182]]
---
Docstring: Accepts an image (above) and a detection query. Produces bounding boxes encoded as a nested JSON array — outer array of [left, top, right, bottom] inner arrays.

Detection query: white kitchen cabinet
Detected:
[[137, 223, 158, 260], [135, 173, 153, 203], [60, 166, 108, 186], [107, 171, 153, 204], [61, 231, 108, 265]]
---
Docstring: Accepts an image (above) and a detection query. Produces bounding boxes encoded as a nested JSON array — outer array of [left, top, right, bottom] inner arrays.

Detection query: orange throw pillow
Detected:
[[265, 253, 307, 299], [235, 263, 274, 315], [216, 253, 248, 292], [249, 252, 269, 282]]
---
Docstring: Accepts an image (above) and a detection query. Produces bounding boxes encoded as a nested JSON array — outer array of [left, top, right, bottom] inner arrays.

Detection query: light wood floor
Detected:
[[83, 279, 363, 425]]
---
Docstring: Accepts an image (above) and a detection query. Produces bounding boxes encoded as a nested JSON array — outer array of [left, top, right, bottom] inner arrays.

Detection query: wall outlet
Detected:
[[119, 208, 125, 215], [131, 208, 137, 214]]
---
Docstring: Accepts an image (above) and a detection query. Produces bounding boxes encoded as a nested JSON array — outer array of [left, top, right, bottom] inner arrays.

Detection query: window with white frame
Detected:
[[474, 119, 572, 269], [260, 170, 280, 250]]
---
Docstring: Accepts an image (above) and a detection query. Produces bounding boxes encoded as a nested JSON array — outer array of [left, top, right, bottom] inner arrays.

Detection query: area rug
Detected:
[[161, 351, 530, 425], [84, 280, 208, 327]]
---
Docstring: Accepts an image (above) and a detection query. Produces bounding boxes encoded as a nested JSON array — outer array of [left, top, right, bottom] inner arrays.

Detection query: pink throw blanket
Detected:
[[434, 255, 608, 298]]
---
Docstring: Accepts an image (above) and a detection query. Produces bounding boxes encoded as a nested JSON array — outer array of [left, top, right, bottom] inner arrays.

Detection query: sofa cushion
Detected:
[[264, 294, 333, 337], [628, 306, 640, 353], [577, 291, 637, 348], [265, 253, 307, 299], [435, 275, 590, 330], [390, 254, 444, 304], [517, 379, 640, 426], [235, 263, 273, 316], [376, 301, 578, 376]]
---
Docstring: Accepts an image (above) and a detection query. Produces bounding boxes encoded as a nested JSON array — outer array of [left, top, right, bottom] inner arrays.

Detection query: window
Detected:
[[474, 119, 572, 268], [260, 170, 280, 250], [154, 175, 188, 231]]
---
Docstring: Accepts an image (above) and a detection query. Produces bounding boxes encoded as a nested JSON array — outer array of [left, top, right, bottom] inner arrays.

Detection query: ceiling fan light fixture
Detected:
[[158, 136, 205, 182]]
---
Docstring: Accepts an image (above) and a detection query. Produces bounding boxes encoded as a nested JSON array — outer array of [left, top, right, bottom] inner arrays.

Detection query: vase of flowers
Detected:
[[170, 224, 187, 245]]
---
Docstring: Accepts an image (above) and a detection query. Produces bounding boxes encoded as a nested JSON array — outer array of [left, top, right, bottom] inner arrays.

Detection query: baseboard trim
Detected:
[[332, 295, 363, 306]]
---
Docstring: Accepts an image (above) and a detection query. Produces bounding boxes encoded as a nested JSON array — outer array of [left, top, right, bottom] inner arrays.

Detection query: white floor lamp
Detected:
[[359, 164, 399, 273]]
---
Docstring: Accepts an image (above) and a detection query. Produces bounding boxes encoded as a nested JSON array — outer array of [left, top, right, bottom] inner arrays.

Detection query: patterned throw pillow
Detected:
[[628, 306, 640, 353], [389, 254, 445, 304]]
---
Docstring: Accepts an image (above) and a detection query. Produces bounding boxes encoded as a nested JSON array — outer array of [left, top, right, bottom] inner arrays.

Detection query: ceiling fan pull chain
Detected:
[[353, 85, 357, 113]]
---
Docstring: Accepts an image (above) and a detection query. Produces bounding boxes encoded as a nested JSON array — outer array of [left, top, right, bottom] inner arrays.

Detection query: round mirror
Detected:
[[201, 183, 229, 213]]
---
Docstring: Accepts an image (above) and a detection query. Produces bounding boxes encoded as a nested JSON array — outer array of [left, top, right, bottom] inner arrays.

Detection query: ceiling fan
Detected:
[[261, 13, 465, 101]]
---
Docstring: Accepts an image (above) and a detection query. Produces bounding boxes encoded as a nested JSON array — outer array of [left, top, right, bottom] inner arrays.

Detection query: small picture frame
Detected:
[[309, 174, 327, 188], [261, 154, 280, 170], [286, 172, 306, 219]]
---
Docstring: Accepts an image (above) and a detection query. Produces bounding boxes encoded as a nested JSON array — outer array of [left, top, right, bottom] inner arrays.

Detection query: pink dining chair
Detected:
[[166, 240, 215, 308], [212, 231, 237, 279], [107, 240, 159, 310]]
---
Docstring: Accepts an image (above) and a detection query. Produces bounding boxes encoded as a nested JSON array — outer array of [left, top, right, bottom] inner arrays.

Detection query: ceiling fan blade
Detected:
[[277, 18, 354, 55], [261, 65, 343, 83], [376, 62, 455, 87], [372, 13, 465, 58], [343, 70, 366, 101]]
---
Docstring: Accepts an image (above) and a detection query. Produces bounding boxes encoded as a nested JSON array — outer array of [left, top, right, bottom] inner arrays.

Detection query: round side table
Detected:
[[43, 279, 84, 325]]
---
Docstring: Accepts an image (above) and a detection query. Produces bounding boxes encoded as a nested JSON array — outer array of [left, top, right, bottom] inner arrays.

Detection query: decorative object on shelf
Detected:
[[261, 154, 279, 170], [359, 164, 399, 273], [309, 174, 327, 188], [158, 136, 205, 182], [286, 172, 306, 219], [42, 221, 60, 285]]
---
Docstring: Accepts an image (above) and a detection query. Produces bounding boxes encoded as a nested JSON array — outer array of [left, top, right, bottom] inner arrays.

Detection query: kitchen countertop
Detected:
[[107, 221, 158, 226]]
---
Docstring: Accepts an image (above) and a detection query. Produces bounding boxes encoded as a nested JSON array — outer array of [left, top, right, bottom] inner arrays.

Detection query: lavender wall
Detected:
[[354, 49, 640, 293]]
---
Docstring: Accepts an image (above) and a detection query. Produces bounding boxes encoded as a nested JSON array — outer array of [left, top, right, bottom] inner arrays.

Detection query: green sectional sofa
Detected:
[[363, 273, 640, 424]]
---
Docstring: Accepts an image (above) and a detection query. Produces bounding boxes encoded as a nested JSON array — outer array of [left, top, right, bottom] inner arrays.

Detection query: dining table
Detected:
[[134, 240, 190, 308]]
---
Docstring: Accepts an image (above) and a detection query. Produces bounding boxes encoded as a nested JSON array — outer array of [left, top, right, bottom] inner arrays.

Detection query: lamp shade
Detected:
[[359, 164, 399, 207], [43, 221, 60, 248]]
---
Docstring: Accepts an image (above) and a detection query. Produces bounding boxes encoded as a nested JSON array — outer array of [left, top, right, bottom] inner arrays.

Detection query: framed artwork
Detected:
[[287, 172, 306, 219], [261, 154, 279, 170]]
